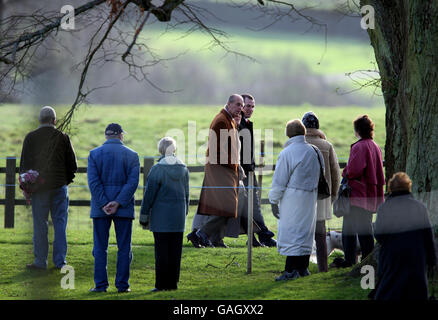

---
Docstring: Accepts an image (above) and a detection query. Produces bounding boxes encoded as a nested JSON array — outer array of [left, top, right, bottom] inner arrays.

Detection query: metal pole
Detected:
[[257, 140, 264, 202], [247, 171, 254, 274], [5, 157, 16, 228]]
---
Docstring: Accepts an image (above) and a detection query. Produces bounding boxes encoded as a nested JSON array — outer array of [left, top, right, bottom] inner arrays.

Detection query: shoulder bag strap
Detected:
[[311, 145, 324, 176]]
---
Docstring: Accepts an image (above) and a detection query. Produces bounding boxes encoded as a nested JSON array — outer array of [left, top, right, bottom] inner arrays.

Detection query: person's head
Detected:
[[233, 112, 242, 126], [39, 106, 56, 125], [388, 172, 412, 193], [158, 136, 177, 156], [302, 111, 319, 129], [241, 94, 255, 119], [226, 94, 244, 117], [353, 115, 374, 139], [105, 123, 125, 141], [285, 119, 306, 138]]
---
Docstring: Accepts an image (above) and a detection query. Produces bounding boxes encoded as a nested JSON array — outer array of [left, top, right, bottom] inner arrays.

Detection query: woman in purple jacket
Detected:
[[341, 115, 385, 267]]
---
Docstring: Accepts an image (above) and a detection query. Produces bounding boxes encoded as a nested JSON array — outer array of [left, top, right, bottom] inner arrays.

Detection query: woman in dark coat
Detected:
[[374, 172, 437, 300], [139, 137, 190, 292]]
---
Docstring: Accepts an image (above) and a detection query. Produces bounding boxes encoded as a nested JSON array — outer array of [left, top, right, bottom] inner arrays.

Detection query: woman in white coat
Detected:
[[269, 119, 323, 281]]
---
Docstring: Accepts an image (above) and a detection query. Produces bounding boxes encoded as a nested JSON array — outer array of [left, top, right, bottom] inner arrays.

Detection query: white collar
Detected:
[[223, 106, 233, 118]]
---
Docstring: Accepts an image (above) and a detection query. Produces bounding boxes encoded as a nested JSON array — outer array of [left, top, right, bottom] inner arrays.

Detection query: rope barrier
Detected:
[[0, 184, 270, 190], [1, 154, 349, 160]]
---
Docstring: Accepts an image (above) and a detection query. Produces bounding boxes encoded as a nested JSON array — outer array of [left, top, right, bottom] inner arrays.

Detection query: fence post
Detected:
[[257, 140, 264, 202], [143, 157, 154, 191], [5, 157, 16, 228], [247, 171, 254, 274]]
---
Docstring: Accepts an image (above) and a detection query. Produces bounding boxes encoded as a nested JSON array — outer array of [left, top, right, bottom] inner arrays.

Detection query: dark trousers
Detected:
[[93, 217, 133, 290], [240, 176, 274, 242], [315, 220, 328, 272], [285, 255, 310, 272], [342, 205, 375, 265], [199, 215, 230, 240], [31, 185, 69, 268], [153, 232, 183, 290]]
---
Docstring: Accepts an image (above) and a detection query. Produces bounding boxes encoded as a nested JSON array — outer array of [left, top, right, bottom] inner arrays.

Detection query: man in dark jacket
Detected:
[[20, 106, 77, 270], [238, 94, 276, 247], [374, 172, 437, 300], [88, 123, 139, 293]]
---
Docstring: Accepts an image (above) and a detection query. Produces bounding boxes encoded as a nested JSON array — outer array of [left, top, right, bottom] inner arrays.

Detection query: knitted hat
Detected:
[[302, 111, 319, 129]]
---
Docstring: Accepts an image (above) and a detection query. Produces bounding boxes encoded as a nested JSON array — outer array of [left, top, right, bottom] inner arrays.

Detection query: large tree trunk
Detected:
[[361, 0, 438, 226]]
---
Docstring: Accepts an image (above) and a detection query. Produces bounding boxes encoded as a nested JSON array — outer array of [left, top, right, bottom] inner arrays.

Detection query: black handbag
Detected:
[[333, 177, 351, 218], [311, 146, 331, 200]]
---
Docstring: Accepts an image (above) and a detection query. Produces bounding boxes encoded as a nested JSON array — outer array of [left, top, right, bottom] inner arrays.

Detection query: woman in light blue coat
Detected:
[[269, 120, 322, 281], [140, 137, 189, 292]]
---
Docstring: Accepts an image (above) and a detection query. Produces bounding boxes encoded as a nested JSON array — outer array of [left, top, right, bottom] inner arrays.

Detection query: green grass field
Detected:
[[128, 25, 381, 107], [0, 104, 387, 300], [143, 27, 376, 76]]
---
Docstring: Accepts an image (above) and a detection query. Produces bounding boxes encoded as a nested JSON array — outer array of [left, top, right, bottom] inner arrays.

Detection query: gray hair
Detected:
[[39, 106, 56, 124], [227, 94, 243, 104], [158, 137, 177, 156]]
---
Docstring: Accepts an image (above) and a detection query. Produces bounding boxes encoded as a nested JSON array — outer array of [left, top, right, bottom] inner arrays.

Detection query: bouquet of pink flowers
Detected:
[[18, 170, 44, 205]]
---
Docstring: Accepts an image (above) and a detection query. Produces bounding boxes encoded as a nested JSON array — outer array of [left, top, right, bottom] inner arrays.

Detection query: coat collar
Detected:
[[158, 155, 185, 165], [388, 190, 412, 198], [104, 138, 123, 145], [284, 135, 306, 148], [350, 138, 372, 148], [305, 128, 326, 140], [220, 108, 235, 128], [222, 107, 233, 119]]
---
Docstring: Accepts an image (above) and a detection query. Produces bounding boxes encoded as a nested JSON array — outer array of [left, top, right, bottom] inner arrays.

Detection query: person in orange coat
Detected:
[[187, 94, 243, 248]]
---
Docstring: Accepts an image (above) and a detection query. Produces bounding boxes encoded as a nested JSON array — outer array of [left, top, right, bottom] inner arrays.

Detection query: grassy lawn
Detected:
[[0, 225, 369, 300], [0, 104, 386, 300]]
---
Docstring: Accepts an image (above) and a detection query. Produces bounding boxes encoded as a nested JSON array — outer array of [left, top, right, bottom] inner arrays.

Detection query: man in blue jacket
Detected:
[[87, 123, 140, 293]]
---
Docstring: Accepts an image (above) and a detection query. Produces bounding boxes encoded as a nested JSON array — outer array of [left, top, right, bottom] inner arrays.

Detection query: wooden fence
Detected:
[[1, 154, 348, 228]]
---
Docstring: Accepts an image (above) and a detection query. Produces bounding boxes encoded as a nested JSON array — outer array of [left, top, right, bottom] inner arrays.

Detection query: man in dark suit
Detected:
[[238, 94, 276, 247]]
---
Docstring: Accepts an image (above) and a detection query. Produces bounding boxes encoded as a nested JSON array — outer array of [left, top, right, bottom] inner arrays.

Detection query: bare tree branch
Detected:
[[1, 0, 329, 130], [336, 68, 381, 96], [122, 9, 151, 61], [0, 0, 107, 60], [58, 0, 130, 132]]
